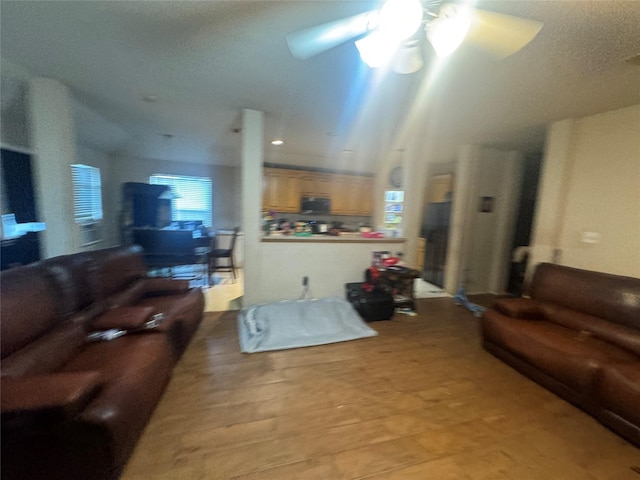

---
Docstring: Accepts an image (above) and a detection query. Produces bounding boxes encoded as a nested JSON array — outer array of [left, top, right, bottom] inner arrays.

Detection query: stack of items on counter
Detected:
[[264, 218, 387, 237]]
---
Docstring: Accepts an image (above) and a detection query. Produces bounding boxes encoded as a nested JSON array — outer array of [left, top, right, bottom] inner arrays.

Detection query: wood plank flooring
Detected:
[[121, 297, 640, 480]]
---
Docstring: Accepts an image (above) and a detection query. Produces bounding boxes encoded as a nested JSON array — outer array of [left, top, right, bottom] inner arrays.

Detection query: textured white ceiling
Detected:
[[1, 0, 639, 171]]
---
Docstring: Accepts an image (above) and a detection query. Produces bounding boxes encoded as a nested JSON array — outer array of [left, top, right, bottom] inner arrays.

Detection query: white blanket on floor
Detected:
[[238, 297, 378, 353]]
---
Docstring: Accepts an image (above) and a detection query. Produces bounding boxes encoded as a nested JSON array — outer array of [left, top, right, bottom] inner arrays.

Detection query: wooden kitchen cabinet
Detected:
[[263, 167, 373, 216], [329, 174, 350, 215], [353, 176, 373, 215], [426, 174, 453, 203], [300, 173, 331, 197], [262, 168, 301, 213], [331, 175, 373, 216]]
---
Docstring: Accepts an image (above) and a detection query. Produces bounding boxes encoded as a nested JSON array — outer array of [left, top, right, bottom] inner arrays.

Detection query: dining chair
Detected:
[[208, 227, 240, 282]]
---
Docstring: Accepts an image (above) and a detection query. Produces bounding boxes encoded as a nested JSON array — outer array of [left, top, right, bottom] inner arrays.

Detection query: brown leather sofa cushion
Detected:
[[483, 309, 638, 393], [41, 253, 98, 318], [136, 288, 205, 356], [494, 297, 543, 319], [530, 263, 640, 329], [1, 321, 89, 377], [142, 277, 190, 296], [91, 306, 156, 331], [1, 371, 102, 423], [538, 302, 640, 357], [103, 280, 147, 310], [90, 246, 148, 300], [0, 265, 59, 359], [61, 334, 174, 465], [597, 362, 640, 426], [105, 278, 191, 310]]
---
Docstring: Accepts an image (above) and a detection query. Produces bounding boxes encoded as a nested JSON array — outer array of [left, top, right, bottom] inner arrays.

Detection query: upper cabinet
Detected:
[[262, 167, 373, 216], [262, 168, 301, 213], [300, 173, 331, 197], [426, 174, 454, 203], [330, 174, 373, 216]]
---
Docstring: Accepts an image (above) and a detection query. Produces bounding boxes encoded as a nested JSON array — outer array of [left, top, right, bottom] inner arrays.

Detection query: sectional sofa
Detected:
[[482, 263, 640, 447], [1, 245, 204, 480]]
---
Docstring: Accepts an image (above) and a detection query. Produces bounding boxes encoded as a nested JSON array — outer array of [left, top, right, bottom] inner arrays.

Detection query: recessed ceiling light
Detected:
[[143, 95, 158, 103], [271, 140, 284, 146]]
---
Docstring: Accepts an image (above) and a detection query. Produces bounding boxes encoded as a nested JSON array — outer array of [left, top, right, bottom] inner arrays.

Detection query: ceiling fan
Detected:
[[286, 0, 543, 73]]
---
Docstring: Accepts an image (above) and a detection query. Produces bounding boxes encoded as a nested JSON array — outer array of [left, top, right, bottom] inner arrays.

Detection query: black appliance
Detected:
[[309, 220, 328, 234], [301, 196, 330, 214]]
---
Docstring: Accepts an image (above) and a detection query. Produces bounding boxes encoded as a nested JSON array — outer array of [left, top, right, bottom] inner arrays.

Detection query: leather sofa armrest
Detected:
[[141, 278, 191, 297], [1, 372, 102, 425], [91, 306, 156, 331], [493, 297, 543, 319]]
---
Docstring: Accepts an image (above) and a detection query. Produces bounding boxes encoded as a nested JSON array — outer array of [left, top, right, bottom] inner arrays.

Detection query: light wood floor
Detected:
[[203, 269, 244, 312], [121, 297, 640, 480]]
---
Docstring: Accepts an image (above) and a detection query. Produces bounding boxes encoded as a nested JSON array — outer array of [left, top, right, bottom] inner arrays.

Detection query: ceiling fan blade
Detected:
[[465, 8, 543, 59], [286, 10, 376, 60]]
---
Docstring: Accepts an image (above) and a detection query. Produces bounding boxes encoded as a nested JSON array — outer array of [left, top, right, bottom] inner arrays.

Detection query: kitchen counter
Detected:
[[254, 235, 408, 304], [261, 234, 405, 243]]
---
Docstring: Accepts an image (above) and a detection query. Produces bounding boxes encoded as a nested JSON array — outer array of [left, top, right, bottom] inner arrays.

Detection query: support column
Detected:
[[240, 109, 264, 306], [444, 145, 480, 294], [28, 78, 77, 258]]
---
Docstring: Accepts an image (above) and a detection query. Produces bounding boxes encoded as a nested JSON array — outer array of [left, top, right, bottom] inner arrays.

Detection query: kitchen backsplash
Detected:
[[274, 213, 372, 231]]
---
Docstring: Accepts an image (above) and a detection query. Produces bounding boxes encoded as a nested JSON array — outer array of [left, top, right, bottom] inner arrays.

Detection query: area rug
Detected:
[[238, 297, 378, 353]]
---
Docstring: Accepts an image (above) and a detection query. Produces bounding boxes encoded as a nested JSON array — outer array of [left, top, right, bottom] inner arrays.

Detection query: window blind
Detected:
[[71, 164, 103, 224], [150, 174, 212, 226]]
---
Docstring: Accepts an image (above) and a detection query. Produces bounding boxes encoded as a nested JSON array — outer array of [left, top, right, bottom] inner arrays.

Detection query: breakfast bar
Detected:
[[253, 234, 408, 304]]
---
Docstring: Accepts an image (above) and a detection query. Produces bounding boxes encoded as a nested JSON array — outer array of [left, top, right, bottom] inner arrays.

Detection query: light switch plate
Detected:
[[581, 231, 601, 244]]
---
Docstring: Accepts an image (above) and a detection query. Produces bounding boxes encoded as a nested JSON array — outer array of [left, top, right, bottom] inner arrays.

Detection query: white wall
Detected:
[[28, 78, 77, 258], [445, 146, 524, 294], [254, 241, 406, 305], [109, 153, 242, 241], [530, 104, 640, 278], [1, 57, 31, 149]]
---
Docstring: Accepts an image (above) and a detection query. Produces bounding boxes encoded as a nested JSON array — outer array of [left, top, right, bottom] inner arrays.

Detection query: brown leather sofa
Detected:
[[1, 245, 205, 480], [482, 263, 640, 447]]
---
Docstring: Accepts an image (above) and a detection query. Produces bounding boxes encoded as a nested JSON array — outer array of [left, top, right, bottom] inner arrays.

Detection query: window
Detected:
[[71, 164, 103, 224], [150, 174, 212, 226]]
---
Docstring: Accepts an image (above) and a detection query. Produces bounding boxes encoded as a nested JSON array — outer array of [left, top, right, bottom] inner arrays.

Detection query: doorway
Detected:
[[506, 152, 543, 295]]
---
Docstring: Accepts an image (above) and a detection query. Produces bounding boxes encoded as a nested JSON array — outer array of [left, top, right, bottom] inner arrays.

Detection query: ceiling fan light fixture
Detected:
[[355, 31, 397, 68], [426, 3, 471, 57], [378, 0, 424, 42], [392, 40, 423, 74]]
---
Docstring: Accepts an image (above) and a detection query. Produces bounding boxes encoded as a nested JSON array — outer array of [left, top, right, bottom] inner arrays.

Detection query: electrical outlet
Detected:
[[302, 276, 308, 286]]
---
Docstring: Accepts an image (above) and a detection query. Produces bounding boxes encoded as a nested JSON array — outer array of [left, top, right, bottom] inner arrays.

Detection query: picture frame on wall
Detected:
[[479, 196, 494, 213]]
